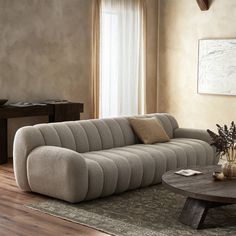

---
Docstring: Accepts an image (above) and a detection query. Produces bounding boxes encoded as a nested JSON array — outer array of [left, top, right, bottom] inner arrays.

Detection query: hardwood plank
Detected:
[[0, 162, 110, 236]]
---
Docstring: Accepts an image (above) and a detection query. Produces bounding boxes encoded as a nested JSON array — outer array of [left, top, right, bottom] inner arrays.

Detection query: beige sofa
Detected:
[[13, 113, 218, 203]]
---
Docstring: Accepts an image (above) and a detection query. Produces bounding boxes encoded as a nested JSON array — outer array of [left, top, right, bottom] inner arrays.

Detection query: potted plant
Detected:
[[207, 121, 236, 178]]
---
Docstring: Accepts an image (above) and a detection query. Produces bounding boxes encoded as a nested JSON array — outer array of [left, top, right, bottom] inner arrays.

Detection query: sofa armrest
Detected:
[[27, 146, 88, 203], [174, 128, 211, 144]]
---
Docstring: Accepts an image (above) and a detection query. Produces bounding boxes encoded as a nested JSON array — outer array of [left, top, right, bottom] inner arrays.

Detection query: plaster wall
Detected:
[[0, 0, 158, 157], [159, 0, 236, 130]]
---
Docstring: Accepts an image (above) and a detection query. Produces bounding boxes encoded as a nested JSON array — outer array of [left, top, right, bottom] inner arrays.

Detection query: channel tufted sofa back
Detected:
[[13, 113, 178, 192], [18, 113, 178, 153], [34, 113, 178, 153]]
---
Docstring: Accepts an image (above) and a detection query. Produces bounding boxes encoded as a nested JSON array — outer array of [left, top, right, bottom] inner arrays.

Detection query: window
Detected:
[[99, 0, 145, 118]]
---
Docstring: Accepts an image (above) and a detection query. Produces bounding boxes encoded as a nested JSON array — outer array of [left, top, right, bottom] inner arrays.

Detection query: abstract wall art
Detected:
[[198, 39, 236, 95]]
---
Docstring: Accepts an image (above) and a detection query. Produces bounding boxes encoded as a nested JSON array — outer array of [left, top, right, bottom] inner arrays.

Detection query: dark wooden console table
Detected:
[[0, 102, 83, 164]]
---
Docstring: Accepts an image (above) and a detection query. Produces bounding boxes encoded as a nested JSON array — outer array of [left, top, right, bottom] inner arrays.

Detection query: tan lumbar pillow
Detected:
[[129, 117, 170, 144]]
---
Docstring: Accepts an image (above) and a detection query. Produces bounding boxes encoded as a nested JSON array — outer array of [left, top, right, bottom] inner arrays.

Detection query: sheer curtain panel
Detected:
[[99, 0, 146, 118]]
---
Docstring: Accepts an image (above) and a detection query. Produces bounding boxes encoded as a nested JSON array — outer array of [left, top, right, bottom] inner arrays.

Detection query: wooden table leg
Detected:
[[0, 119, 8, 164], [179, 197, 209, 229], [179, 197, 229, 229]]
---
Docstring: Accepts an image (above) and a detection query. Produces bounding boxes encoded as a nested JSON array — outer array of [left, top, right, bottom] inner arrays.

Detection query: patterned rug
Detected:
[[27, 185, 236, 236]]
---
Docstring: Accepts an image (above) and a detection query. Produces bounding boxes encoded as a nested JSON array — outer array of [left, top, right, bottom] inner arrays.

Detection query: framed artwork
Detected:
[[198, 39, 236, 95]]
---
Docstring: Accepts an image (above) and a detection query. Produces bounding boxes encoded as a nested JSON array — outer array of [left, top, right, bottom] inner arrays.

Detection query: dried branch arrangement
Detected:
[[207, 121, 236, 156]]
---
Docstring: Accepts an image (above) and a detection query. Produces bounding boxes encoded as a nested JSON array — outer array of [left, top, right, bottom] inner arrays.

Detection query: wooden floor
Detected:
[[0, 161, 109, 236]]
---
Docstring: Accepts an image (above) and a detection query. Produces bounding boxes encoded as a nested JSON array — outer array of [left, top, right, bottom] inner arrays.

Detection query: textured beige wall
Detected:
[[0, 0, 94, 156], [159, 0, 236, 130], [0, 0, 158, 157], [0, 0, 93, 118]]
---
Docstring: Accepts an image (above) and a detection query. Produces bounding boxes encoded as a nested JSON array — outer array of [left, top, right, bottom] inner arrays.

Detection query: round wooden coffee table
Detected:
[[162, 165, 236, 229]]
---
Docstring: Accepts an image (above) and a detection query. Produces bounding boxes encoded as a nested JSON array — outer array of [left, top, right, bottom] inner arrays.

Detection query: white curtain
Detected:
[[99, 0, 146, 118]]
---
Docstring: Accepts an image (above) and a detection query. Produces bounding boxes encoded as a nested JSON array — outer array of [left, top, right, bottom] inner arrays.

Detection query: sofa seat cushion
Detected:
[[82, 138, 214, 201], [83, 147, 157, 200]]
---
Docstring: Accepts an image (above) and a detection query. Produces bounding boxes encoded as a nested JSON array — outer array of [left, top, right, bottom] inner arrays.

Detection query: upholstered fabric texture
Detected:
[[129, 117, 170, 144], [13, 113, 218, 203]]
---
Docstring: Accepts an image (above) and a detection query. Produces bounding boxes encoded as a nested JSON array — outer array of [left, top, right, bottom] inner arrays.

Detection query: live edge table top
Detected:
[[162, 165, 236, 204]]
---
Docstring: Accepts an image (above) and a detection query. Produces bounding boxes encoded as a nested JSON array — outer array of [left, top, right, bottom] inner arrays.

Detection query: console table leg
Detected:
[[179, 197, 209, 229], [0, 119, 8, 164]]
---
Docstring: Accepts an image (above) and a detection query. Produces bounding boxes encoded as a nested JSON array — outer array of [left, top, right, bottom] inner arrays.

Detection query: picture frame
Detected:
[[198, 39, 236, 96]]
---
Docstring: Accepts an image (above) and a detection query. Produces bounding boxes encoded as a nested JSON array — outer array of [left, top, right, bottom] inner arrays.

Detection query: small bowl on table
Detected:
[[212, 171, 225, 181], [0, 99, 8, 106]]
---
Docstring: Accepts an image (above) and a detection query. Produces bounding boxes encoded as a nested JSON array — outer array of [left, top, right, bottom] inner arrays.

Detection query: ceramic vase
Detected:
[[222, 147, 236, 179]]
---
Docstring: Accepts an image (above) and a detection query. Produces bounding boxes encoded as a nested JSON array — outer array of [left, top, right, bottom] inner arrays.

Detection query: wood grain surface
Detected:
[[0, 161, 109, 236], [162, 165, 236, 203]]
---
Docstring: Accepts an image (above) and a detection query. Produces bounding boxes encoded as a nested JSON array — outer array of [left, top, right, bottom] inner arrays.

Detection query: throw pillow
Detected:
[[129, 117, 170, 144]]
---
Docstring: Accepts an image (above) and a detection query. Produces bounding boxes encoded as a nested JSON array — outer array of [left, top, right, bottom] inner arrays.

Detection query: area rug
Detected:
[[27, 185, 236, 236]]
